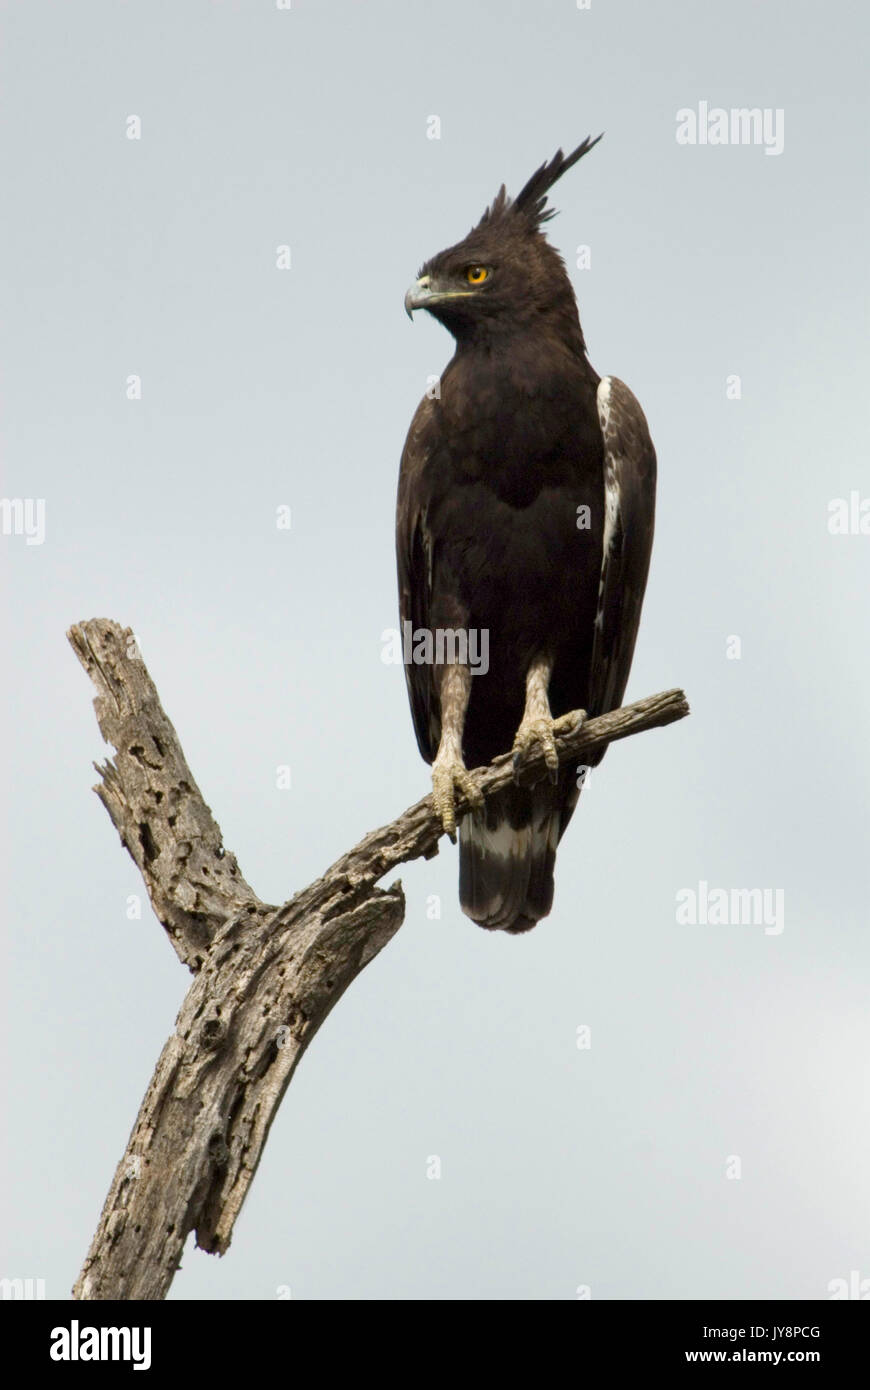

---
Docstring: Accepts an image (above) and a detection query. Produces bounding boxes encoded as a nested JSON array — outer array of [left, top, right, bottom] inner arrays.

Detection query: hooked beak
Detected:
[[404, 275, 433, 319], [404, 274, 475, 319]]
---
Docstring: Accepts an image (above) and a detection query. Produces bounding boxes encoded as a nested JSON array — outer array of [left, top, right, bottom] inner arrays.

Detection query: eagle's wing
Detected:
[[396, 396, 439, 764], [587, 375, 657, 717]]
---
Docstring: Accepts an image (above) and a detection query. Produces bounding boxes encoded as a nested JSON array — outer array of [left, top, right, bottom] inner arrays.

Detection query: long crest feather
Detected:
[[476, 134, 603, 232]]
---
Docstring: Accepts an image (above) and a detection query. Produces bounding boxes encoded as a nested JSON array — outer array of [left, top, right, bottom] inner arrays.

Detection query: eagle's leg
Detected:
[[431, 662, 483, 841], [512, 655, 561, 785]]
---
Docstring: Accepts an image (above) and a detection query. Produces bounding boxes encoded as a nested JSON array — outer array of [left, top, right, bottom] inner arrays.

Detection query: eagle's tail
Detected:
[[458, 780, 570, 934]]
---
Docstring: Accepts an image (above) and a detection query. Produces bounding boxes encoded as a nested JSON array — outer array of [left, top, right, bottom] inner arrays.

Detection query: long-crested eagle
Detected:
[[396, 136, 656, 933]]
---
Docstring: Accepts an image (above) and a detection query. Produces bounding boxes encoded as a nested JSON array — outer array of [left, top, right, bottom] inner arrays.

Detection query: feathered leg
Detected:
[[431, 662, 484, 840], [512, 655, 561, 783]]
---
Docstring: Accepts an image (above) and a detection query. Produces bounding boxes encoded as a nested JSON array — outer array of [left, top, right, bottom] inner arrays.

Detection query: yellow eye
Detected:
[[466, 265, 489, 284]]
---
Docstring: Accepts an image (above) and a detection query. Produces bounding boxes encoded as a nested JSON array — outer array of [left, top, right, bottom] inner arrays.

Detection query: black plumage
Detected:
[[397, 138, 656, 933]]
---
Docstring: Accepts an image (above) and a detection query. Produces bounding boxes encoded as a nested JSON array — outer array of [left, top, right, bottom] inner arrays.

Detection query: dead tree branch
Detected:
[[68, 617, 689, 1300]]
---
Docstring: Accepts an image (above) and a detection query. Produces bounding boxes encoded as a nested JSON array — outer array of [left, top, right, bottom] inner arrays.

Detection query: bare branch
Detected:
[[68, 617, 689, 1299], [68, 621, 263, 970]]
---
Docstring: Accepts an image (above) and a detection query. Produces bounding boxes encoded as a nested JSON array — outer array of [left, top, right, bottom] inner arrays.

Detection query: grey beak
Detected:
[[404, 275, 432, 319]]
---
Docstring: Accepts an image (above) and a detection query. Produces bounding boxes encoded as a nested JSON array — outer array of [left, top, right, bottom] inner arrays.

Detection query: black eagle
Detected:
[[396, 137, 656, 933]]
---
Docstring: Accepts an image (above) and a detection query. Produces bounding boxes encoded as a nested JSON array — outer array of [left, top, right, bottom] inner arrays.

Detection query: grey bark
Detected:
[[68, 617, 689, 1300]]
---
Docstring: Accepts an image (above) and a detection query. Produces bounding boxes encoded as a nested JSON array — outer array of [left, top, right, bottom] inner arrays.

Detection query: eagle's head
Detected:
[[404, 136, 602, 346]]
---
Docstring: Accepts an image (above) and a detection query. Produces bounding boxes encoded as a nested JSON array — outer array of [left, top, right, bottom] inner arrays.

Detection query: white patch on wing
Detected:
[[595, 376, 621, 631], [597, 374, 612, 428]]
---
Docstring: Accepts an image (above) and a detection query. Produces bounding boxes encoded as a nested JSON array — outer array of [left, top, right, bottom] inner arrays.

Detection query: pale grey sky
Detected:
[[1, 0, 868, 1299]]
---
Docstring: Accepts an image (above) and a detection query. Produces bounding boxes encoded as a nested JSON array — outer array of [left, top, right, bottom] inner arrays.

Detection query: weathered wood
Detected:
[[67, 622, 261, 971], [68, 618, 689, 1300]]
